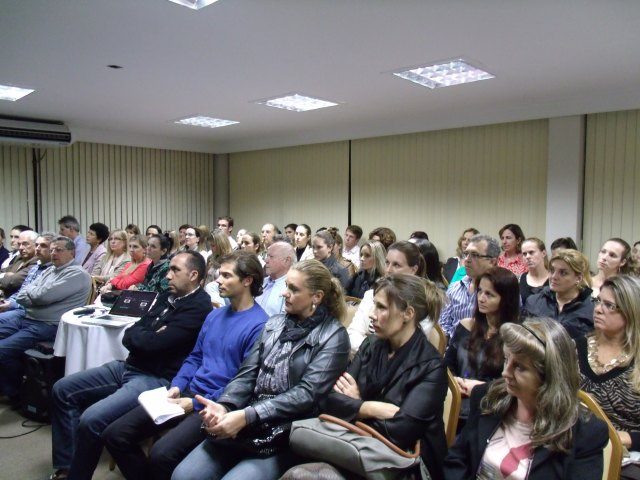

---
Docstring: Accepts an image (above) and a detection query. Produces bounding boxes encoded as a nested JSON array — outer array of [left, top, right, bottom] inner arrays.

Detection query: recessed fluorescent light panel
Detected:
[[0, 84, 35, 101], [175, 116, 238, 128], [254, 93, 339, 112], [168, 0, 219, 10], [393, 59, 494, 89]]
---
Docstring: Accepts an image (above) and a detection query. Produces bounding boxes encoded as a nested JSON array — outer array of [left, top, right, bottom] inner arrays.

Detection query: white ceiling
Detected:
[[2, 0, 640, 154]]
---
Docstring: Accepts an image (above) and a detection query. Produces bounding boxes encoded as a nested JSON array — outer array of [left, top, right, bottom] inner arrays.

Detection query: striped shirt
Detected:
[[439, 275, 475, 338]]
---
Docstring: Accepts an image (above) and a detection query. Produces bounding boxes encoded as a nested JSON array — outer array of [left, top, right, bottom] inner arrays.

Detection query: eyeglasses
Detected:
[[462, 251, 493, 260], [594, 297, 619, 313], [184, 232, 196, 237]]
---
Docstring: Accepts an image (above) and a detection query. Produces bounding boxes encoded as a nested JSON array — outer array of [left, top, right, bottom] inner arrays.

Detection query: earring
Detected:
[[311, 303, 316, 310]]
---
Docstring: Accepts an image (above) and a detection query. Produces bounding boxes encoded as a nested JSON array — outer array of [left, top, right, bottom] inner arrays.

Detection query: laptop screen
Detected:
[[109, 290, 158, 317]]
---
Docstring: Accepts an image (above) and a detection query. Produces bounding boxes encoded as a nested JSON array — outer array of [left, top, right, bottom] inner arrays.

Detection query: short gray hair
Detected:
[[271, 241, 296, 264], [52, 236, 76, 252], [21, 230, 39, 242], [470, 234, 500, 258], [39, 232, 56, 243]]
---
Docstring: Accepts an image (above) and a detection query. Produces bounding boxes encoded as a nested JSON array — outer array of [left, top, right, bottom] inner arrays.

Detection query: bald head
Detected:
[[265, 241, 295, 280]]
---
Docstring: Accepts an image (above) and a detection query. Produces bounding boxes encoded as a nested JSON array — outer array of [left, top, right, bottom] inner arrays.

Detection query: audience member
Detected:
[[0, 230, 39, 297], [311, 231, 349, 289], [240, 232, 264, 265], [1, 224, 32, 269], [261, 223, 279, 253], [410, 237, 447, 290], [125, 224, 141, 239], [633, 240, 640, 266], [345, 240, 386, 299], [439, 234, 500, 338], [330, 232, 356, 278], [216, 216, 238, 249], [48, 251, 212, 480], [171, 259, 350, 480], [164, 230, 180, 254], [591, 237, 634, 297], [235, 228, 247, 247], [100, 234, 151, 294], [0, 228, 8, 267], [409, 230, 429, 240], [81, 222, 109, 274], [102, 251, 268, 480], [443, 318, 608, 479], [523, 249, 594, 338], [342, 225, 362, 268], [145, 224, 162, 237], [577, 275, 640, 479], [368, 226, 396, 250], [445, 267, 520, 420], [347, 240, 427, 355], [289, 274, 448, 480], [284, 223, 297, 244], [206, 230, 233, 276], [549, 236, 577, 257], [0, 236, 90, 401], [58, 215, 90, 265], [134, 233, 170, 293], [294, 223, 314, 262], [178, 224, 190, 248], [497, 223, 528, 276], [92, 229, 129, 285], [256, 241, 295, 316], [519, 237, 550, 304], [184, 226, 209, 260], [443, 227, 479, 285]]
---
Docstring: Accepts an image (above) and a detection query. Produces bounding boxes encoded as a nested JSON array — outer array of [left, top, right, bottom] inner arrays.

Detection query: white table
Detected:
[[53, 307, 134, 376]]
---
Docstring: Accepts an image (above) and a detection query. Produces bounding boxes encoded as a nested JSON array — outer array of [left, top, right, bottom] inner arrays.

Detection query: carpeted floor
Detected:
[[0, 398, 124, 480]]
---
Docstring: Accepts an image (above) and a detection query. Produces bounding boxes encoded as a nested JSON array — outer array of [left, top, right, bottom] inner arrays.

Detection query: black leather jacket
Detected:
[[217, 311, 350, 424], [523, 286, 594, 338]]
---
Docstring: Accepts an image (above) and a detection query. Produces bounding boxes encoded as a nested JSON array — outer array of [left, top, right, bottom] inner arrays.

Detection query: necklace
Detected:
[[587, 335, 630, 374]]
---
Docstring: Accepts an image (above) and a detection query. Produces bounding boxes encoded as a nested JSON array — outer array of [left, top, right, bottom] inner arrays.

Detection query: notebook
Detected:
[[82, 290, 158, 327]]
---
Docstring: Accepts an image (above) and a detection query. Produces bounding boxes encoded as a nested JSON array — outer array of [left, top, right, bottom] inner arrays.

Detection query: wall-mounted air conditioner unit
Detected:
[[0, 116, 73, 147]]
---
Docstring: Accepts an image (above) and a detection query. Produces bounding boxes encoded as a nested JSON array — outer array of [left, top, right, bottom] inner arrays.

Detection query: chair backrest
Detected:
[[427, 323, 446, 356], [577, 390, 623, 480], [342, 303, 358, 329], [344, 295, 362, 306], [87, 277, 98, 304], [443, 369, 462, 447]]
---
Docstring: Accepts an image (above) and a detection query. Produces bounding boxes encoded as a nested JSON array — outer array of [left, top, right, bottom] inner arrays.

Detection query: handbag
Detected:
[[290, 414, 429, 480]]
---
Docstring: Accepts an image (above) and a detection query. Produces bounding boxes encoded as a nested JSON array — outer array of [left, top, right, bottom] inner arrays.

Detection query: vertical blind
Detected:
[[0, 145, 35, 232]]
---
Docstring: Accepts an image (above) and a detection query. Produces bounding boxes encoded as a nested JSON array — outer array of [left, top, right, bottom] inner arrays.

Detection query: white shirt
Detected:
[[228, 235, 238, 250], [342, 244, 361, 269]]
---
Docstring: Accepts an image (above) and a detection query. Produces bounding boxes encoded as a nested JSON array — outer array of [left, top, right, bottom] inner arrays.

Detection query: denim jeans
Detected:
[[50, 360, 169, 479], [0, 316, 57, 397], [171, 439, 299, 480]]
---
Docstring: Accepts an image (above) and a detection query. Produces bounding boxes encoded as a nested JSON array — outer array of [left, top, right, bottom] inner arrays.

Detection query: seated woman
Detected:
[[524, 249, 594, 338], [368, 226, 396, 251], [577, 274, 640, 480], [184, 226, 210, 261], [311, 231, 350, 289], [444, 318, 609, 480], [550, 236, 577, 257], [82, 222, 109, 274], [125, 223, 141, 240], [171, 259, 350, 480], [145, 224, 162, 238], [345, 240, 386, 299], [294, 224, 314, 262], [240, 232, 264, 266], [590, 237, 634, 297], [519, 237, 550, 304], [92, 229, 130, 287], [285, 274, 448, 480], [410, 237, 447, 290], [100, 235, 151, 294], [164, 230, 180, 255], [330, 232, 357, 278], [347, 241, 439, 356], [445, 267, 520, 419], [497, 223, 528, 277], [444, 227, 479, 285], [133, 233, 170, 293]]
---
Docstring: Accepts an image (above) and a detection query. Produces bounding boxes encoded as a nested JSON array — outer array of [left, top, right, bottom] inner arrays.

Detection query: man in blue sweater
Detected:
[[102, 250, 269, 480]]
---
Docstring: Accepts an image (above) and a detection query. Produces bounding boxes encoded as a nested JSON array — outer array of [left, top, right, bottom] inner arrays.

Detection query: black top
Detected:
[[123, 287, 212, 381], [519, 272, 549, 304], [523, 286, 594, 338], [0, 246, 9, 268], [345, 269, 377, 299], [443, 257, 460, 283]]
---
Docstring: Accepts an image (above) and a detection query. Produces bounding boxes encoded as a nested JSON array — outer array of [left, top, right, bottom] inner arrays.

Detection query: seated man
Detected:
[[103, 250, 268, 480], [0, 235, 90, 401], [49, 250, 212, 480], [255, 241, 295, 316], [0, 230, 39, 297]]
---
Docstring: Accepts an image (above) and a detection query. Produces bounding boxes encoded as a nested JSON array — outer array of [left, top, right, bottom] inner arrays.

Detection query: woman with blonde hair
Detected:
[[519, 237, 550, 303], [345, 240, 386, 299], [330, 232, 356, 278], [524, 249, 594, 338], [577, 274, 640, 479], [92, 229, 130, 287], [172, 259, 349, 480], [100, 235, 151, 294], [444, 318, 608, 479], [591, 237, 635, 297]]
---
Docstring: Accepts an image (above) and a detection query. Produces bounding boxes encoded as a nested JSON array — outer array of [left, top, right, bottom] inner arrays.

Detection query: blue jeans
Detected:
[[0, 316, 57, 397], [171, 439, 299, 480], [50, 360, 169, 479]]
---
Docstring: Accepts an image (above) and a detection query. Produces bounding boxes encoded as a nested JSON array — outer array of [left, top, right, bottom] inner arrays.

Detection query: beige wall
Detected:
[[229, 142, 349, 235], [584, 109, 640, 265], [0, 142, 216, 238]]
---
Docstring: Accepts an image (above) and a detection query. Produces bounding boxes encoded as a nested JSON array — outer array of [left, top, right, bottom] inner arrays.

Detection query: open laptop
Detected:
[[82, 290, 158, 327]]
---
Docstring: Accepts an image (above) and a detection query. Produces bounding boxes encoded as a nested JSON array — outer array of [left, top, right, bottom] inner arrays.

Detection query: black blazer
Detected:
[[323, 330, 448, 480], [443, 383, 609, 480]]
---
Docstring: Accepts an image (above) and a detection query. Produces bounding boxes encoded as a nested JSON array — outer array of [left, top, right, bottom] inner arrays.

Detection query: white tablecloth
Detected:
[[53, 307, 134, 376]]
